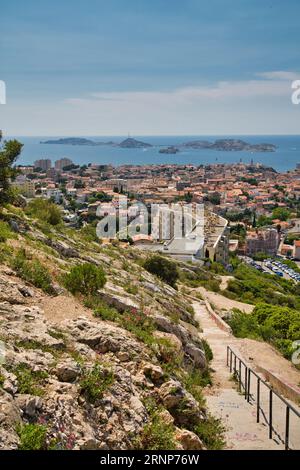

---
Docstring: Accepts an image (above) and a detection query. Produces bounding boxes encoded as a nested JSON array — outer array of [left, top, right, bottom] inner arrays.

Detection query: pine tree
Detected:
[[0, 131, 23, 204]]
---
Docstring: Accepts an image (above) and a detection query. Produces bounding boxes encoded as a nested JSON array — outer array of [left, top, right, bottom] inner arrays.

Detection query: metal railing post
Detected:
[[230, 350, 233, 373], [269, 390, 273, 439], [238, 360, 242, 393], [226, 346, 229, 367], [245, 366, 248, 400], [285, 407, 290, 451], [247, 368, 251, 403], [257, 378, 260, 423]]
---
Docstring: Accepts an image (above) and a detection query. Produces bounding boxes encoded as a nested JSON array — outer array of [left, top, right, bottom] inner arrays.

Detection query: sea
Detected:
[[6, 135, 300, 173]]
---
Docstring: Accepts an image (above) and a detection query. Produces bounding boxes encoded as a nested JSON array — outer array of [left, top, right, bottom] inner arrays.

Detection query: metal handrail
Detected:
[[226, 346, 300, 450]]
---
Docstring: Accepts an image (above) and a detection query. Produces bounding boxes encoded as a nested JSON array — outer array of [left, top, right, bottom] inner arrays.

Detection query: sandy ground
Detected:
[[38, 294, 93, 323], [195, 286, 254, 314]]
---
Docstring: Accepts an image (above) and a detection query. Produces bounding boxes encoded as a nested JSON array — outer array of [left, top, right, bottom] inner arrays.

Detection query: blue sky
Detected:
[[1, 0, 300, 135]]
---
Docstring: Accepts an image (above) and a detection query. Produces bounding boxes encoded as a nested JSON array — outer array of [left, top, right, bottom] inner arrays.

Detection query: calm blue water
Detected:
[[6, 135, 300, 172]]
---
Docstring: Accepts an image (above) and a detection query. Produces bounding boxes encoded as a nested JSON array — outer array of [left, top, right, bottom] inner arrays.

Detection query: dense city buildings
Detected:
[[34, 159, 52, 171], [55, 158, 73, 171], [15, 160, 300, 263]]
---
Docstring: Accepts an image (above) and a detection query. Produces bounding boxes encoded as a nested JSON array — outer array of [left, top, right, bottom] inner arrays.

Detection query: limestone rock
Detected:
[[175, 428, 205, 450], [15, 394, 43, 418], [142, 363, 164, 384], [158, 380, 205, 427], [184, 343, 206, 369], [55, 359, 81, 382]]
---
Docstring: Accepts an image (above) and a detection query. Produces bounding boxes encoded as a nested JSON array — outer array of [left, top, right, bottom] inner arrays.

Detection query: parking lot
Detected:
[[240, 256, 300, 283]]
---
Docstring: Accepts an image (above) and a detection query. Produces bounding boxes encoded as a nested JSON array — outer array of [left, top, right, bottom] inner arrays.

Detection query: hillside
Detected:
[[0, 203, 223, 451]]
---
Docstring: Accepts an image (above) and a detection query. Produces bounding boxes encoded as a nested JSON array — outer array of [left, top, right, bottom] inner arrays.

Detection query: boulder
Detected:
[[184, 343, 206, 369], [15, 394, 43, 418], [175, 428, 205, 450], [142, 363, 164, 384], [159, 380, 186, 409], [55, 359, 81, 382], [97, 289, 139, 313], [66, 318, 146, 358], [0, 388, 21, 429], [158, 380, 205, 427], [152, 314, 206, 370]]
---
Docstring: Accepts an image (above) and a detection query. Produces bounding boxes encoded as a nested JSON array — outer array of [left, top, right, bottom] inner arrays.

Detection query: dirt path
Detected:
[[39, 294, 93, 323], [193, 301, 292, 450], [195, 286, 254, 314]]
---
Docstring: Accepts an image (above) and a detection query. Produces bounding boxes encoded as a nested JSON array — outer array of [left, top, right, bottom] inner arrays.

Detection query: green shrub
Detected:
[[93, 303, 119, 322], [202, 338, 213, 362], [228, 304, 300, 360], [12, 364, 48, 396], [26, 199, 62, 226], [0, 372, 4, 388], [119, 309, 155, 346], [143, 255, 179, 288], [80, 364, 114, 403], [63, 263, 106, 296], [182, 369, 210, 406], [135, 413, 176, 450], [0, 221, 16, 243], [17, 424, 48, 450], [193, 415, 226, 450], [0, 243, 13, 263], [11, 249, 53, 294], [124, 284, 138, 295], [223, 263, 300, 309], [79, 223, 100, 243]]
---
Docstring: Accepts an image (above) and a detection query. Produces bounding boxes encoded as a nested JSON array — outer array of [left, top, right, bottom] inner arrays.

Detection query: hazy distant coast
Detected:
[[41, 137, 276, 153]]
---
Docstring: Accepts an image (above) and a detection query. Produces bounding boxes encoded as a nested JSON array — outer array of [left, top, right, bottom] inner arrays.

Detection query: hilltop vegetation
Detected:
[[229, 304, 300, 362], [180, 256, 300, 365]]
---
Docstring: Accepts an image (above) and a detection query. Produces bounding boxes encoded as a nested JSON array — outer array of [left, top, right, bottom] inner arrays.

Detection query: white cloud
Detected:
[[257, 71, 300, 81], [65, 71, 297, 107], [3, 71, 300, 136]]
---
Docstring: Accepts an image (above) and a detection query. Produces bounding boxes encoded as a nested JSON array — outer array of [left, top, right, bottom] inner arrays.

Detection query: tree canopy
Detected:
[[0, 132, 23, 204]]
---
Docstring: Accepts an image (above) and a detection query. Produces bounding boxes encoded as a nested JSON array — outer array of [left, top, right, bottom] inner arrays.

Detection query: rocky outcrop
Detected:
[[0, 390, 21, 450], [0, 238, 212, 451], [54, 359, 81, 383], [175, 428, 205, 450], [159, 380, 206, 427], [65, 318, 147, 359], [152, 314, 206, 369]]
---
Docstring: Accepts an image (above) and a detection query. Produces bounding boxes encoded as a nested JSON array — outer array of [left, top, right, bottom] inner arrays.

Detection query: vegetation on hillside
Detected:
[[63, 263, 107, 296], [25, 199, 62, 226], [228, 303, 300, 362], [223, 263, 300, 309], [143, 255, 179, 288], [0, 134, 23, 204]]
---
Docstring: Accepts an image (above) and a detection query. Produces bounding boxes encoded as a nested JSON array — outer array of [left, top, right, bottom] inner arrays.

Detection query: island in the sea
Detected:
[[159, 146, 180, 154], [182, 139, 276, 152], [40, 138, 114, 146], [40, 137, 153, 148], [117, 138, 152, 148], [40, 137, 276, 153]]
